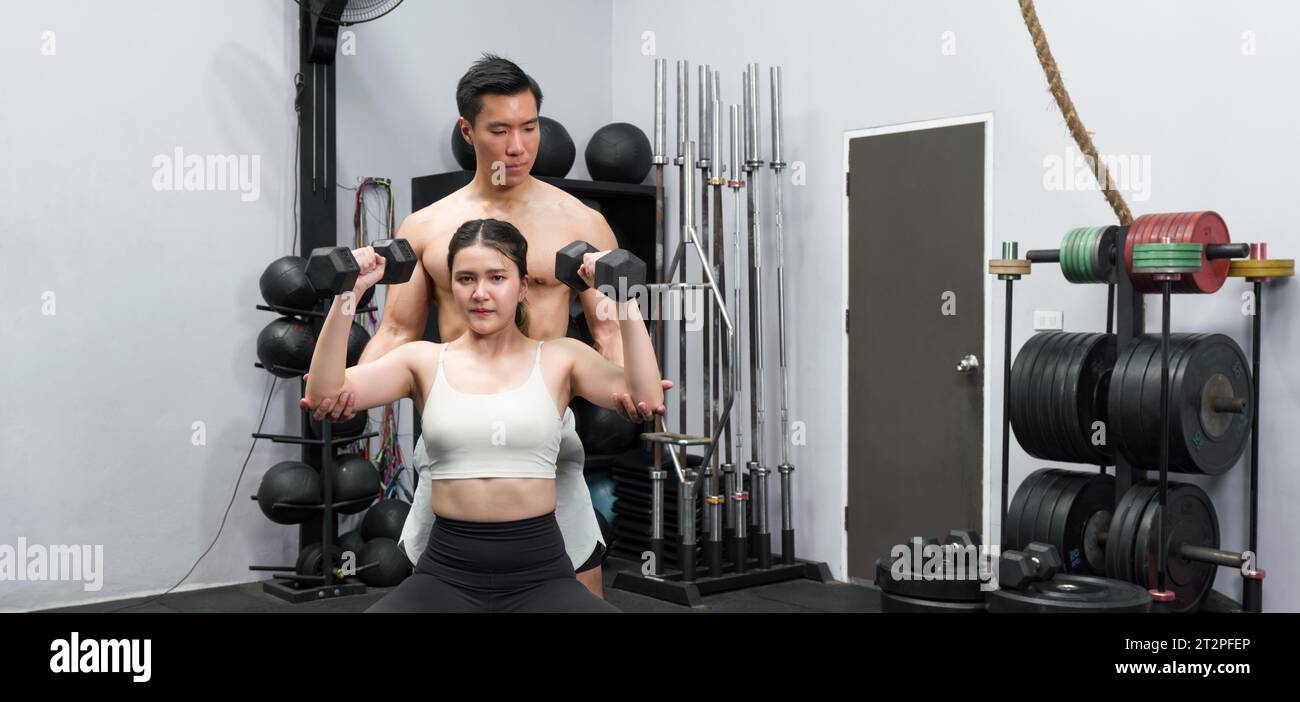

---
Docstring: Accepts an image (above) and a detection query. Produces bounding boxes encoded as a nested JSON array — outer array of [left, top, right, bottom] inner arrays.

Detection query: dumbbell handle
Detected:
[[1026, 249, 1059, 264]]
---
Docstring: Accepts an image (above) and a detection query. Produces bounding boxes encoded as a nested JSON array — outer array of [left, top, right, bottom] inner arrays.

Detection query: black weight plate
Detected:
[[986, 574, 1151, 613], [880, 591, 987, 613], [1075, 334, 1117, 464], [1052, 334, 1087, 461], [1131, 334, 1192, 470], [1092, 226, 1118, 283], [1036, 333, 1077, 462], [1008, 336, 1033, 455], [1133, 482, 1219, 613], [1010, 334, 1051, 458], [1172, 334, 1252, 475], [1005, 468, 1052, 550], [1121, 483, 1160, 583], [1107, 338, 1139, 460], [1061, 472, 1115, 575], [874, 555, 985, 603], [1105, 482, 1156, 582], [1020, 470, 1065, 551], [1042, 469, 1088, 563], [1058, 333, 1096, 462], [1026, 333, 1070, 460], [1033, 469, 1074, 547], [1114, 336, 1161, 468], [1060, 332, 1096, 462]]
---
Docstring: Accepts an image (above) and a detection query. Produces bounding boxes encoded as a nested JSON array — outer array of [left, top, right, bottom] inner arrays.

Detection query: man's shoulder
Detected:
[[404, 190, 469, 246]]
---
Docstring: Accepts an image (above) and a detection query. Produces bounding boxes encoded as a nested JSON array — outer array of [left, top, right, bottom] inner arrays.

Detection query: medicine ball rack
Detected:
[[990, 213, 1292, 613], [248, 298, 381, 603]]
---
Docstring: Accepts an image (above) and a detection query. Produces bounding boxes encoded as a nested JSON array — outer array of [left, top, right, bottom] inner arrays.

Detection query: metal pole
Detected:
[[744, 63, 770, 569]]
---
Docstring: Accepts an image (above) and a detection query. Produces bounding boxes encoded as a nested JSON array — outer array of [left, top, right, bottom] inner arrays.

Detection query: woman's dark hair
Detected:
[[455, 53, 544, 126], [447, 218, 530, 334]]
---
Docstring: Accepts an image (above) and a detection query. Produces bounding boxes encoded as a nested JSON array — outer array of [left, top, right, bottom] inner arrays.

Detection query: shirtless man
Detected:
[[305, 54, 668, 597]]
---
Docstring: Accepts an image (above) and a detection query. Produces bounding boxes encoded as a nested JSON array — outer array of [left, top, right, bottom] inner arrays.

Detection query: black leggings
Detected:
[[365, 512, 621, 614]]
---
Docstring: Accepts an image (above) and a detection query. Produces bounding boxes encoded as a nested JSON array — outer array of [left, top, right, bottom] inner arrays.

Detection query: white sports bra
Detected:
[[419, 341, 562, 480]]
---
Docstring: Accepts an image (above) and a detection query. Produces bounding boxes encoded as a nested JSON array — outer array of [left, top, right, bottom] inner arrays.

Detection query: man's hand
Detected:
[[300, 373, 359, 422], [611, 379, 673, 423]]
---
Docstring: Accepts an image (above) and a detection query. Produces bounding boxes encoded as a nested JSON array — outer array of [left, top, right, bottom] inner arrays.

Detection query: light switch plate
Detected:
[[1033, 309, 1063, 331]]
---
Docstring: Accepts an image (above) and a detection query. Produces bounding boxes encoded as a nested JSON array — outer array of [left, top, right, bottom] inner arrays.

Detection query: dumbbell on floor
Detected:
[[306, 239, 418, 297], [999, 542, 1063, 591], [555, 240, 647, 303]]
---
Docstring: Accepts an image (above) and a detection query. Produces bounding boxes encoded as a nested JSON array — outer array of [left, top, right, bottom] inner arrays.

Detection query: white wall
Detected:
[[609, 0, 1300, 610], [0, 0, 612, 612]]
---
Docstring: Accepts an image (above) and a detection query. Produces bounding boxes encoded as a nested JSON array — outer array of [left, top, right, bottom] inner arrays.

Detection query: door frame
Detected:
[[839, 112, 994, 582]]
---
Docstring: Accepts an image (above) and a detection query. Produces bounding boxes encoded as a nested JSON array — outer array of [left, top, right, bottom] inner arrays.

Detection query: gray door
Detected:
[[846, 120, 986, 582]]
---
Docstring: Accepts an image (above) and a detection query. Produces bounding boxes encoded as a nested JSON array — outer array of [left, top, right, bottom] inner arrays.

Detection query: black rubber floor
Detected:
[[39, 556, 881, 614]]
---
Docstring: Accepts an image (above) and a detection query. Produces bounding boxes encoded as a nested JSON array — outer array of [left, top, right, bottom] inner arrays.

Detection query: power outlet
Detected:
[[1033, 309, 1064, 331]]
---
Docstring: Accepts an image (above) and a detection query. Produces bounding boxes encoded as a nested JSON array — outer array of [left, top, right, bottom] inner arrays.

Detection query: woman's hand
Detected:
[[351, 246, 387, 298], [577, 250, 608, 291]]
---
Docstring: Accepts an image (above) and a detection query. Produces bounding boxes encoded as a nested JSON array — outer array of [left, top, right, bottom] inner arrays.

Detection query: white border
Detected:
[[839, 112, 994, 582]]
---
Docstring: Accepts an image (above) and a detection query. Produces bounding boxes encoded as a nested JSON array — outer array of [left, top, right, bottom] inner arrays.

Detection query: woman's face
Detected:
[[451, 243, 526, 333]]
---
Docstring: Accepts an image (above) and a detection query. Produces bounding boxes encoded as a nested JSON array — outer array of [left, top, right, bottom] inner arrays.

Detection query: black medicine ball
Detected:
[[584, 122, 652, 184]]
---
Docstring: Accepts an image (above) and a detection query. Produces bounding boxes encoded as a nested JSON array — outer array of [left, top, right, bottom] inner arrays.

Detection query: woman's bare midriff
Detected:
[[429, 477, 558, 522]]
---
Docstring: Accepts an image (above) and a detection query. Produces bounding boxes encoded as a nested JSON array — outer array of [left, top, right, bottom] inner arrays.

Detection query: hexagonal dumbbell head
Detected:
[[371, 238, 417, 285], [306, 246, 360, 298], [593, 248, 647, 303], [1024, 542, 1062, 579], [999, 550, 1038, 591], [556, 240, 598, 293], [940, 529, 981, 575], [942, 529, 981, 549]]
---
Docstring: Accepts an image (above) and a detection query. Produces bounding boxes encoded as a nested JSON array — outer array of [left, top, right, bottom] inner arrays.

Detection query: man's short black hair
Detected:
[[455, 53, 544, 126]]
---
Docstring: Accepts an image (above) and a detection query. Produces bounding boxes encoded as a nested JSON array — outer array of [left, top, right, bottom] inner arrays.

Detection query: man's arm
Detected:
[[360, 217, 433, 364], [576, 209, 624, 366]]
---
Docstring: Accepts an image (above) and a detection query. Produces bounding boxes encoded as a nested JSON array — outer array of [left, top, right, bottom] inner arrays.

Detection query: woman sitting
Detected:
[[303, 218, 662, 612]]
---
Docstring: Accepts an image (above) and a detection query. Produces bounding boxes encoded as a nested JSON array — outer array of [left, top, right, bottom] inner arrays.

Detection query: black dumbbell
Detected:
[[305, 239, 417, 297], [555, 240, 647, 303], [998, 542, 1063, 591]]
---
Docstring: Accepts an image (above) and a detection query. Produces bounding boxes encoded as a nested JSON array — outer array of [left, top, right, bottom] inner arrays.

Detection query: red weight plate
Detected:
[[1179, 211, 1230, 294]]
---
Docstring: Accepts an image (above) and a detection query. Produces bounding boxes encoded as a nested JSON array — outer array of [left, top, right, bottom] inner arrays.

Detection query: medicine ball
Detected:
[[360, 499, 410, 541], [257, 461, 321, 524], [450, 119, 475, 170], [307, 411, 369, 440], [259, 256, 315, 310], [572, 396, 642, 457], [295, 542, 343, 577], [533, 116, 576, 178], [359, 538, 413, 587], [338, 530, 366, 560], [329, 454, 380, 514], [256, 317, 316, 378], [585, 471, 617, 525], [584, 122, 652, 184], [347, 322, 370, 366]]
